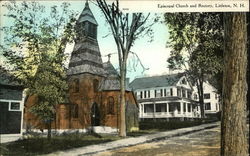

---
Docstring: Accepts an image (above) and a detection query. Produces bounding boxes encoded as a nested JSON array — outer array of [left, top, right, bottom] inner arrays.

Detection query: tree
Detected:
[[164, 13, 223, 118], [96, 0, 156, 137], [1, 1, 76, 139], [221, 12, 248, 156]]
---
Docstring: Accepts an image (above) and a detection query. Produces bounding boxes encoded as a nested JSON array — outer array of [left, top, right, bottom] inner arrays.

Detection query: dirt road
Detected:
[[96, 126, 221, 156]]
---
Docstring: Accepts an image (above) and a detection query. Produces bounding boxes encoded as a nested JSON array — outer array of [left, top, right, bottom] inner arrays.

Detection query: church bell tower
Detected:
[[67, 1, 104, 76]]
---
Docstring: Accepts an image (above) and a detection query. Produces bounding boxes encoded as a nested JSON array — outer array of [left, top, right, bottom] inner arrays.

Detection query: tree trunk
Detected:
[[197, 78, 205, 118], [119, 61, 126, 137], [47, 122, 52, 140], [221, 13, 248, 156]]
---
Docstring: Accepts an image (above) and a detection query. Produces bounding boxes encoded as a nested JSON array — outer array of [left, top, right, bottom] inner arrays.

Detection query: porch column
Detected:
[[139, 104, 142, 117], [180, 102, 183, 115], [185, 103, 188, 115], [190, 104, 193, 117], [166, 103, 169, 115], [153, 102, 156, 118], [154, 102, 156, 114], [142, 104, 144, 117]]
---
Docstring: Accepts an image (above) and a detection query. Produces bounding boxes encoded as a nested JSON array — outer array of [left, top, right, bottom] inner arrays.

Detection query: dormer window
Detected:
[[181, 79, 187, 85]]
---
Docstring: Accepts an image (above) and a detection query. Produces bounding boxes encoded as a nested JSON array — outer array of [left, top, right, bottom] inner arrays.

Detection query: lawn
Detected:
[[0, 120, 217, 155], [0, 133, 120, 156]]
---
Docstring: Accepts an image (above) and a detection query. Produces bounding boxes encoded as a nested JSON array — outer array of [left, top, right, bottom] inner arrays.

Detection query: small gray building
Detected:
[[0, 67, 24, 143]]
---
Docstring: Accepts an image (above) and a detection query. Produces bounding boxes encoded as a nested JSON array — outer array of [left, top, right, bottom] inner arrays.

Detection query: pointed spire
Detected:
[[85, 0, 89, 8], [78, 0, 98, 25], [67, 0, 104, 76]]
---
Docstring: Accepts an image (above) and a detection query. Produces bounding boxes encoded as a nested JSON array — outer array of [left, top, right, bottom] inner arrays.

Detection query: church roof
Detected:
[[129, 73, 185, 90], [100, 61, 131, 91], [78, 1, 98, 25], [103, 61, 119, 77]]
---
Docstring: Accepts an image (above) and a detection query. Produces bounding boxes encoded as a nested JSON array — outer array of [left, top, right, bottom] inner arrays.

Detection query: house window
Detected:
[[182, 89, 186, 98], [164, 89, 167, 97], [144, 104, 154, 113], [160, 89, 163, 97], [215, 94, 218, 99], [144, 91, 147, 98], [177, 88, 181, 97], [181, 79, 187, 84], [10, 102, 21, 111], [194, 94, 198, 100], [204, 93, 210, 99], [73, 78, 79, 93], [169, 102, 177, 112], [140, 91, 143, 99], [170, 88, 173, 96], [183, 103, 186, 112], [155, 90, 157, 98], [187, 91, 192, 99], [148, 90, 150, 98], [156, 103, 166, 112], [72, 104, 79, 118], [188, 104, 191, 112], [93, 79, 99, 92], [108, 96, 114, 114], [176, 103, 181, 113], [205, 103, 211, 110]]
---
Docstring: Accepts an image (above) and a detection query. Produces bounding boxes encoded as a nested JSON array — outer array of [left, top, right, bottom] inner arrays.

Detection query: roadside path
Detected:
[[44, 122, 219, 156]]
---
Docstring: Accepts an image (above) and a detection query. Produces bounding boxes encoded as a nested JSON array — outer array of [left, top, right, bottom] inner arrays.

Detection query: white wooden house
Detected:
[[129, 73, 201, 120], [193, 81, 220, 118]]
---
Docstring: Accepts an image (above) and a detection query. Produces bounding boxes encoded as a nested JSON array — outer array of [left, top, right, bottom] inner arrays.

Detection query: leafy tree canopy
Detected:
[[0, 1, 77, 137]]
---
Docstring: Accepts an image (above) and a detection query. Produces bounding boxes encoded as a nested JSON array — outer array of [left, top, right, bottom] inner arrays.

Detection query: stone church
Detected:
[[24, 2, 139, 133]]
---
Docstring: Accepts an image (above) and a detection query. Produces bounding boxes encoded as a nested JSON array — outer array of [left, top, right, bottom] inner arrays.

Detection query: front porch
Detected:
[[139, 101, 200, 119]]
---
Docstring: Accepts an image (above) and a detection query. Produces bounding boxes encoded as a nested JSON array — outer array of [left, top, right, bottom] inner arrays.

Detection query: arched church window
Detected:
[[93, 79, 99, 92], [108, 96, 114, 114], [73, 78, 79, 93]]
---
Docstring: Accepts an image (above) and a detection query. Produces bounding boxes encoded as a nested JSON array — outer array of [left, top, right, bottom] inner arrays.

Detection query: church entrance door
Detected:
[[91, 102, 100, 126]]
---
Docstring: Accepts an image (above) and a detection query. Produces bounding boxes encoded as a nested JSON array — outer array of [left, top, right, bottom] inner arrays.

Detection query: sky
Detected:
[[0, 0, 172, 82]]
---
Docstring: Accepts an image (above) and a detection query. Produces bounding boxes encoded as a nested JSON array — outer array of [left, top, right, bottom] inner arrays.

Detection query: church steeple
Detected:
[[67, 2, 104, 76], [76, 0, 98, 40]]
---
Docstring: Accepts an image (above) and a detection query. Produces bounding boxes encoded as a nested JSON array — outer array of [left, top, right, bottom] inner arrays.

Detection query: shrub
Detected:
[[139, 120, 204, 130]]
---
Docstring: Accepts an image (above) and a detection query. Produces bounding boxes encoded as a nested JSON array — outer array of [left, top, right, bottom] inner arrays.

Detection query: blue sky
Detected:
[[0, 1, 172, 82]]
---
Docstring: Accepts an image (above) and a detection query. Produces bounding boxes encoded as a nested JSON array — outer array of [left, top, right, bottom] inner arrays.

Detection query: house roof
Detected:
[[129, 73, 185, 90], [0, 66, 22, 87]]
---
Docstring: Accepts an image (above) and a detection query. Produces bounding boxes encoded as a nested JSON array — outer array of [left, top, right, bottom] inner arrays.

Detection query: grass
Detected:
[[0, 133, 120, 156], [0, 120, 217, 155]]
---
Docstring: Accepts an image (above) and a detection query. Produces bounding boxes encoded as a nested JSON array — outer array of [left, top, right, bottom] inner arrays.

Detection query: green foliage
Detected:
[[0, 1, 77, 132], [139, 120, 214, 131], [28, 52, 68, 122], [164, 13, 224, 117], [165, 13, 223, 77]]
